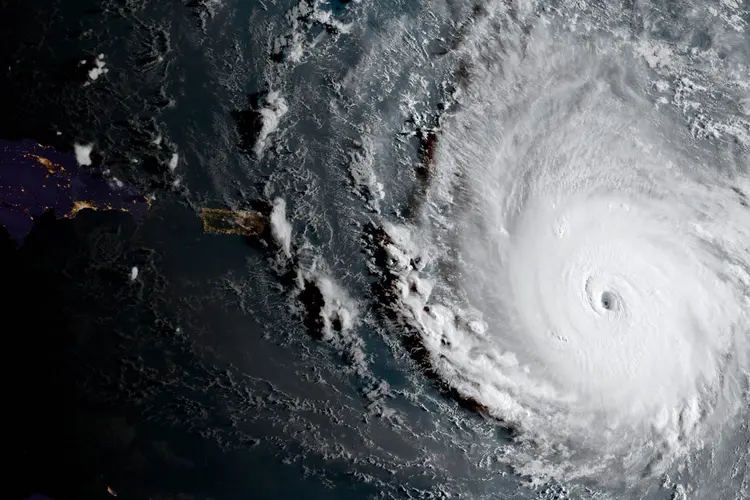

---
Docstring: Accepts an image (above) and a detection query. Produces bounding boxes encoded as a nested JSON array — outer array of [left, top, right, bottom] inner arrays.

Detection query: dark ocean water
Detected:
[[1, 1, 352, 498]]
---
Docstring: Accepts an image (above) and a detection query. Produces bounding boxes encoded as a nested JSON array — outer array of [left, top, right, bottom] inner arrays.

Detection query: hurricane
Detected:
[[369, 0, 750, 488]]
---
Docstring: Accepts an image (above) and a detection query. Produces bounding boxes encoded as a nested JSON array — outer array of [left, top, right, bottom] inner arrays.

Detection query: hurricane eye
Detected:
[[600, 291, 616, 311]]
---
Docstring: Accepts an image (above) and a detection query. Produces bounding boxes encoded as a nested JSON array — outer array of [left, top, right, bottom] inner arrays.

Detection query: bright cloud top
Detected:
[[382, 14, 750, 484]]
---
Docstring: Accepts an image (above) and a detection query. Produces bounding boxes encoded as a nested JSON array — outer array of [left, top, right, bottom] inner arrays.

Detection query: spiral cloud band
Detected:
[[381, 12, 750, 484]]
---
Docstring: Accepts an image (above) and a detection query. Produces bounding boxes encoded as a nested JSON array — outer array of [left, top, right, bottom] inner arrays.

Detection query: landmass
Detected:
[[0, 139, 148, 244], [199, 208, 265, 236]]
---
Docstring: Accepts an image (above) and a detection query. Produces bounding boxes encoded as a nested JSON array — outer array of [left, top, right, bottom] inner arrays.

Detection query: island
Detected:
[[0, 139, 148, 244], [199, 208, 265, 236]]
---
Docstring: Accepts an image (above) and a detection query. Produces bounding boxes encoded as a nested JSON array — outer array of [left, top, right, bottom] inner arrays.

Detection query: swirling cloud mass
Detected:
[[380, 5, 750, 485]]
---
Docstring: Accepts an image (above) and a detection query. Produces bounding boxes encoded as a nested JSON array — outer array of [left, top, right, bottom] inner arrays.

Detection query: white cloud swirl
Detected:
[[382, 8, 750, 485]]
